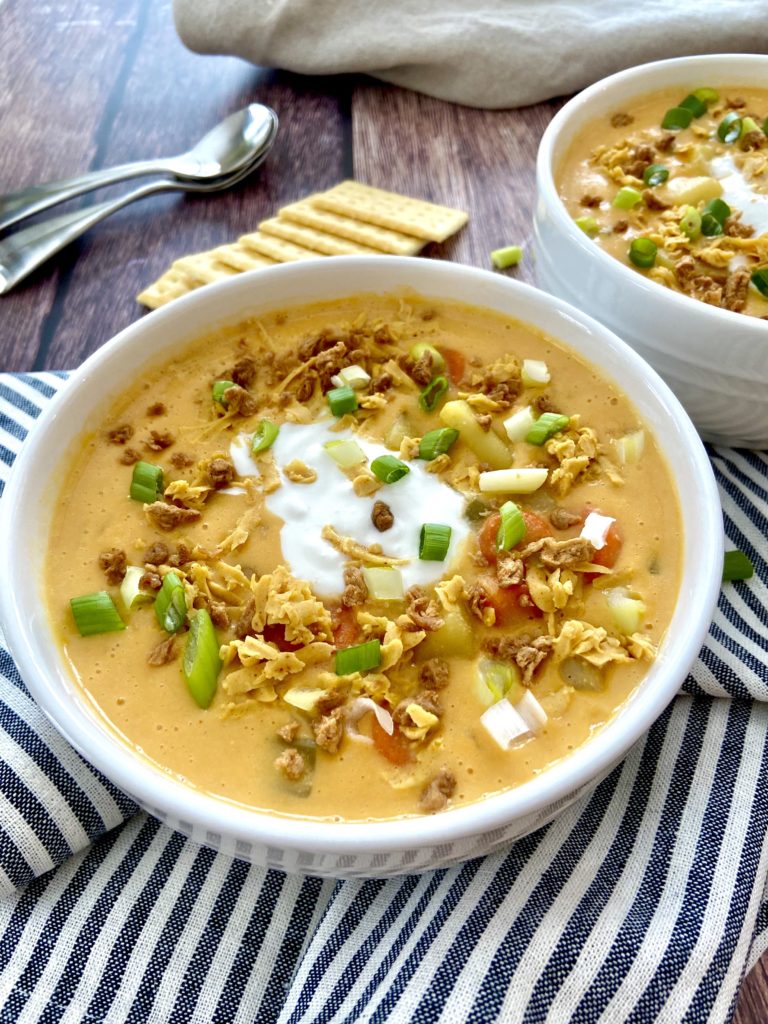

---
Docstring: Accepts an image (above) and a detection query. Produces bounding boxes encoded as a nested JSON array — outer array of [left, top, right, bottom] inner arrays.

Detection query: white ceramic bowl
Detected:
[[535, 53, 768, 449], [0, 257, 722, 877]]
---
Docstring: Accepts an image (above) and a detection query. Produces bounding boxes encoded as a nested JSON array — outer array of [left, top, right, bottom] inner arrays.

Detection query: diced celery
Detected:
[[475, 658, 524, 708], [613, 429, 645, 465], [323, 439, 367, 469], [604, 587, 646, 635]]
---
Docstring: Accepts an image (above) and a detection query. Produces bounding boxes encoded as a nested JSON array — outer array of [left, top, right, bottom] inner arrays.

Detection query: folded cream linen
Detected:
[[173, 0, 768, 109]]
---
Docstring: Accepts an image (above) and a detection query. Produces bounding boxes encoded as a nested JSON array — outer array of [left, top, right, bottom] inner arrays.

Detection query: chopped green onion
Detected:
[[419, 375, 449, 413], [628, 237, 657, 269], [496, 501, 525, 550], [525, 412, 570, 445], [154, 571, 187, 634], [479, 467, 548, 494], [612, 187, 643, 210], [70, 592, 125, 637], [370, 454, 410, 483], [503, 405, 537, 442], [722, 550, 754, 582], [678, 93, 708, 118], [700, 213, 723, 237], [700, 198, 731, 237], [680, 206, 702, 240], [409, 343, 446, 374], [120, 565, 152, 611], [330, 364, 371, 390], [327, 385, 358, 417], [717, 111, 742, 143], [521, 359, 550, 387], [335, 638, 381, 675], [491, 245, 523, 269], [129, 461, 164, 503], [324, 438, 367, 469], [703, 198, 730, 224], [212, 380, 236, 406], [643, 164, 669, 187], [362, 566, 405, 601], [419, 523, 452, 561], [182, 609, 221, 708], [419, 427, 459, 460], [763, 117, 768, 137], [692, 87, 719, 105], [741, 116, 760, 137], [661, 107, 693, 130], [574, 215, 599, 237], [751, 268, 768, 297], [251, 419, 279, 455]]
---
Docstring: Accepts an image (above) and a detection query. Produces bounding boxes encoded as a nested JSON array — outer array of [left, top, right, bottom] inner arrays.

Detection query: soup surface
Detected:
[[558, 84, 768, 317], [48, 293, 682, 821]]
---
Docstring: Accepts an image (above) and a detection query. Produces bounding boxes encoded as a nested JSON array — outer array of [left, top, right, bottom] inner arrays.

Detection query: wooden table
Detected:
[[0, 3, 764, 1019]]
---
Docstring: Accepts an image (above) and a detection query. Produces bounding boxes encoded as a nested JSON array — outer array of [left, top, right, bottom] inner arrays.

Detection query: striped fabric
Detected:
[[1, 372, 767, 1024]]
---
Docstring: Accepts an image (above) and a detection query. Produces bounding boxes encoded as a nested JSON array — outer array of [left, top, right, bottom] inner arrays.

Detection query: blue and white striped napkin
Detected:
[[1, 372, 767, 1023]]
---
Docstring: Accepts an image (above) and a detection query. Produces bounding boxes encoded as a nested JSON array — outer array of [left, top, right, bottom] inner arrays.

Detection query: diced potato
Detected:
[[418, 607, 476, 660], [658, 175, 723, 207], [439, 400, 511, 469]]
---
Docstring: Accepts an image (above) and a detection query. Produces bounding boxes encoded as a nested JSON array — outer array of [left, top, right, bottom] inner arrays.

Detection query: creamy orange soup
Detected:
[[558, 85, 768, 317], [47, 293, 682, 821]]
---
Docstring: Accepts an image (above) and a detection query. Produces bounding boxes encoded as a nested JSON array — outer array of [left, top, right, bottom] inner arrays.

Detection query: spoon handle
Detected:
[[0, 180, 177, 294], [0, 158, 182, 233]]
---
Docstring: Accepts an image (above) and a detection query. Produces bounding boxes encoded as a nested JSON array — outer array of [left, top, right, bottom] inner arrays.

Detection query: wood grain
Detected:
[[0, 2, 765, 1018]]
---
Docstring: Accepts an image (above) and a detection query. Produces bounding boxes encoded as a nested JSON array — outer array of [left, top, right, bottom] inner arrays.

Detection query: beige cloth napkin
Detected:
[[173, 0, 768, 109]]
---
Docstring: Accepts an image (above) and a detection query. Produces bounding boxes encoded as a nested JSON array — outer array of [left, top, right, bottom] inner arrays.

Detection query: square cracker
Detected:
[[212, 242, 279, 273], [278, 197, 424, 255], [137, 265, 198, 309], [259, 217, 382, 256], [239, 231, 324, 263], [312, 181, 468, 243], [172, 252, 240, 286]]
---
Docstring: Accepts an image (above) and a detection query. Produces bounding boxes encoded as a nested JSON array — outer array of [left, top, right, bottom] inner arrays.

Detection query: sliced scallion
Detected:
[[643, 164, 669, 187], [212, 379, 235, 406], [120, 565, 152, 611], [612, 187, 643, 210], [525, 412, 570, 446], [419, 427, 459, 460], [741, 116, 760, 137], [154, 571, 187, 634], [496, 501, 525, 550], [419, 375, 449, 413], [503, 405, 537, 442], [680, 206, 702, 240], [419, 523, 452, 561], [251, 419, 279, 455], [182, 608, 221, 709], [717, 111, 742, 144], [678, 93, 708, 118], [692, 87, 719, 105], [521, 359, 550, 387], [491, 245, 523, 269], [751, 268, 768, 297], [327, 385, 358, 417], [613, 429, 645, 465], [324, 438, 366, 469], [722, 550, 754, 582], [661, 107, 693, 130], [70, 592, 125, 637], [335, 638, 381, 675], [371, 454, 410, 483], [574, 215, 599, 237], [361, 566, 405, 601], [628, 237, 657, 269], [700, 197, 731, 237], [129, 461, 164, 503], [330, 364, 371, 390], [409, 342, 446, 374]]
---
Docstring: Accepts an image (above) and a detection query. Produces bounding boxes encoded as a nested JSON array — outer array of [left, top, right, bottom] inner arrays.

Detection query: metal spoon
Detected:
[[0, 103, 278, 233], [0, 115, 278, 295]]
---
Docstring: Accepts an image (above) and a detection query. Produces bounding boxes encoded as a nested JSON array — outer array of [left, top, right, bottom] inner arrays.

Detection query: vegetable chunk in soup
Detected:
[[48, 293, 681, 821], [558, 84, 768, 317]]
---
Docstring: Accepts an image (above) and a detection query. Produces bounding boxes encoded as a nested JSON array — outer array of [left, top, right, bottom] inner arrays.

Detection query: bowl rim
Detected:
[[536, 52, 768, 340], [0, 256, 723, 858]]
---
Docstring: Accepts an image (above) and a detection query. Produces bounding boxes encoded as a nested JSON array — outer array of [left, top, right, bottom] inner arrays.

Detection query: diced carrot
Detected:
[[477, 509, 552, 563], [436, 345, 466, 385], [592, 520, 623, 569], [372, 716, 413, 766], [478, 575, 543, 626], [262, 624, 301, 651], [332, 606, 361, 648]]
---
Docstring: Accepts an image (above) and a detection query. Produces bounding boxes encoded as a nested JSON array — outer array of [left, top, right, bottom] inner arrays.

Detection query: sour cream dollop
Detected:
[[710, 152, 768, 236], [231, 421, 470, 597]]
